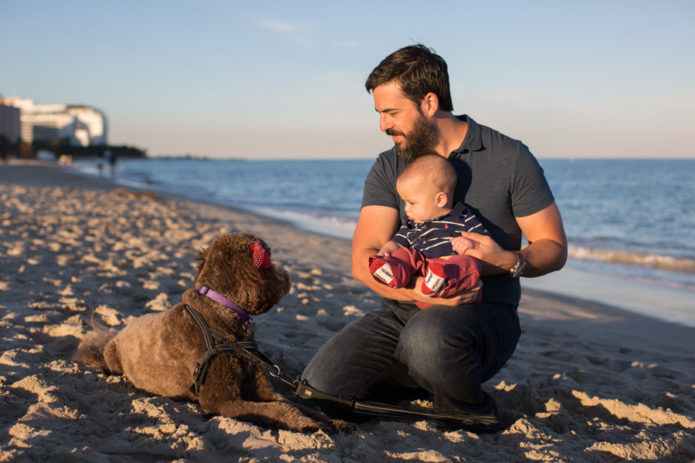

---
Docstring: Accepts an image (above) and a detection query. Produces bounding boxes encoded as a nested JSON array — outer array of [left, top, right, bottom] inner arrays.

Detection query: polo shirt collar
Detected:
[[451, 115, 484, 155], [447, 201, 467, 218]]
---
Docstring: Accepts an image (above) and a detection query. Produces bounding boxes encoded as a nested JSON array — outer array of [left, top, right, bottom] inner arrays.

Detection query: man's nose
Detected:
[[379, 114, 392, 132]]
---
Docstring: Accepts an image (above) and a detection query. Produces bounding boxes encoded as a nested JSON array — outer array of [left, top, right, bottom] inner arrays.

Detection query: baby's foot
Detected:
[[370, 259, 398, 287], [421, 262, 446, 296]]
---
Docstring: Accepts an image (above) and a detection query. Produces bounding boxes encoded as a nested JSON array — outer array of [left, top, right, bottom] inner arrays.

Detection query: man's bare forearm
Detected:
[[480, 238, 567, 277]]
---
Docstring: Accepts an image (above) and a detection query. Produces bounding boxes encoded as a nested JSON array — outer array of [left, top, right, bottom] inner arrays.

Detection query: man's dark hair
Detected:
[[365, 44, 453, 112]]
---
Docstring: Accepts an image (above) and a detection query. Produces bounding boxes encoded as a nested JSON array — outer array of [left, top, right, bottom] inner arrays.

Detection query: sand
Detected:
[[1, 161, 694, 462]]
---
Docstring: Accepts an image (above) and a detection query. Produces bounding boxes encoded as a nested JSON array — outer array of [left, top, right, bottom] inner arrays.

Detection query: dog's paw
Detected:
[[290, 402, 357, 433], [289, 415, 335, 433], [299, 412, 357, 433], [328, 418, 357, 432], [285, 413, 356, 433]]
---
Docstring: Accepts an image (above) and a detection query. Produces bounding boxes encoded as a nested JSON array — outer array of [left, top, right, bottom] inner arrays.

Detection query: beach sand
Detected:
[[1, 162, 694, 462]]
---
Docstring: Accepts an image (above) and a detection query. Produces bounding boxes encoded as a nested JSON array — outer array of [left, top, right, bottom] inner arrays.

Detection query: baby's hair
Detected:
[[399, 154, 457, 196]]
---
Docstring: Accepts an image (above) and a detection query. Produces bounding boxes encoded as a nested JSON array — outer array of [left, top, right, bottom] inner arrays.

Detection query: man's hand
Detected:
[[455, 203, 568, 277], [455, 231, 516, 273], [412, 277, 482, 306]]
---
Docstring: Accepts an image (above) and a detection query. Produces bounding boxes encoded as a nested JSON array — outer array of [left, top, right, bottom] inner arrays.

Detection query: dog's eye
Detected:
[[250, 242, 271, 269]]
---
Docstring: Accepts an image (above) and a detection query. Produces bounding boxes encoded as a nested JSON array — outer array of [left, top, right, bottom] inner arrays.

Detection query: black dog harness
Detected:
[[184, 304, 272, 397], [184, 304, 501, 429]]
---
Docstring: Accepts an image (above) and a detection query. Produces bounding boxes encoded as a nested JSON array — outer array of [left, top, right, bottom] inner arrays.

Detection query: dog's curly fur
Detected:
[[74, 233, 352, 432]]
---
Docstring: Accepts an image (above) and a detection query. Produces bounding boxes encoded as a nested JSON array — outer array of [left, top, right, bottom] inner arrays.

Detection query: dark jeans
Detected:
[[301, 299, 520, 414]]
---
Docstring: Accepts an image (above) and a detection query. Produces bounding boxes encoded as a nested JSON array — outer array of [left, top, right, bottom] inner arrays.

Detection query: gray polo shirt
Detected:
[[361, 115, 554, 306]]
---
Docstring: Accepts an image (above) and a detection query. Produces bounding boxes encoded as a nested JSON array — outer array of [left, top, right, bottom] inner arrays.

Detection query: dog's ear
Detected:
[[194, 248, 206, 282]]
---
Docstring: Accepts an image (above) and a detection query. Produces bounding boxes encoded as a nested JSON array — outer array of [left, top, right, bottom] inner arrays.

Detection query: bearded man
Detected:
[[302, 44, 567, 420]]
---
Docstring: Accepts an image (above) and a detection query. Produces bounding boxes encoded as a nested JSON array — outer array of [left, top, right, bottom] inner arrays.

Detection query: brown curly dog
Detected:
[[73, 232, 352, 432]]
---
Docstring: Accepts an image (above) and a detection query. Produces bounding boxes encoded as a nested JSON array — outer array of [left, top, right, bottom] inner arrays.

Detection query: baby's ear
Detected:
[[436, 191, 449, 208]]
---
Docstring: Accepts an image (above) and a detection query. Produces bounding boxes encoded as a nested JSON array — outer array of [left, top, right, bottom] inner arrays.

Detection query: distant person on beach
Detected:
[[302, 44, 567, 418], [369, 154, 488, 301], [107, 150, 117, 176]]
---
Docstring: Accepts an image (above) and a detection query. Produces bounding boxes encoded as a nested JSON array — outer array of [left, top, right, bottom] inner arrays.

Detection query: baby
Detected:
[[369, 154, 488, 302]]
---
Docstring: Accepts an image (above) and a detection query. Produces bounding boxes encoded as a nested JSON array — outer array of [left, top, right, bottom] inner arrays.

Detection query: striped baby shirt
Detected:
[[391, 202, 488, 259]]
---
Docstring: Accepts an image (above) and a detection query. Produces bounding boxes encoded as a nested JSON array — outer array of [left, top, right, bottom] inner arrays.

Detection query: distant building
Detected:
[[0, 96, 21, 143], [67, 105, 108, 145], [3, 97, 108, 146]]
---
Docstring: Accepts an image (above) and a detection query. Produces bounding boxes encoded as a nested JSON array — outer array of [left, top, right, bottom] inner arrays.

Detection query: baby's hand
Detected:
[[377, 241, 400, 257], [450, 235, 475, 255]]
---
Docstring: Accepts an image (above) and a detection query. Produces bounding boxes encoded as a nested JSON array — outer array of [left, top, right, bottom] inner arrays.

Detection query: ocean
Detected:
[[73, 158, 695, 327]]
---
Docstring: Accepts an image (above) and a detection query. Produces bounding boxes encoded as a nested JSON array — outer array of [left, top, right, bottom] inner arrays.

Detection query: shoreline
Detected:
[[2, 162, 694, 461], [5, 161, 695, 337], [69, 157, 695, 329]]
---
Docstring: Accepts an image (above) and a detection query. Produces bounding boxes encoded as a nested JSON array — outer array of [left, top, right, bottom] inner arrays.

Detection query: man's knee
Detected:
[[302, 308, 406, 398], [396, 307, 476, 376]]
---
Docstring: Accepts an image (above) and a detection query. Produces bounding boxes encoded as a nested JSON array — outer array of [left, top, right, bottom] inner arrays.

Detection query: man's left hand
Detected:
[[455, 231, 517, 274]]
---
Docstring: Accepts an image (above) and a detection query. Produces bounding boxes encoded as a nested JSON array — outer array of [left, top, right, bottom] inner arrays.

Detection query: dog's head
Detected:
[[194, 233, 290, 315]]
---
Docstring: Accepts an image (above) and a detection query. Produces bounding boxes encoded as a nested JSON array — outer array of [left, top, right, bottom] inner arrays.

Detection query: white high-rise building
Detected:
[[4, 98, 108, 146], [67, 105, 108, 145]]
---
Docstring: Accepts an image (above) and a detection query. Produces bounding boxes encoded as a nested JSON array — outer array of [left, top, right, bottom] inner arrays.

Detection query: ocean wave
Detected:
[[568, 245, 695, 274]]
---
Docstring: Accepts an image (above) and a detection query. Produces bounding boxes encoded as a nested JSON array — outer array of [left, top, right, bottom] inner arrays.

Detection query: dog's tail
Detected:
[[72, 321, 118, 371]]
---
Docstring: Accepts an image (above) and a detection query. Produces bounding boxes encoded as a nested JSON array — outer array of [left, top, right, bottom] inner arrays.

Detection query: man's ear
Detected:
[[420, 92, 439, 117]]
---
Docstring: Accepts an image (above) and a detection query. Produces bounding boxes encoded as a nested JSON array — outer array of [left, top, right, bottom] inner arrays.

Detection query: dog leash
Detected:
[[184, 304, 500, 429]]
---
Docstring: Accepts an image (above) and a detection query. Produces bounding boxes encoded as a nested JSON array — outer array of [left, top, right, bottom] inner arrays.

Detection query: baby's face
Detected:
[[397, 177, 448, 223]]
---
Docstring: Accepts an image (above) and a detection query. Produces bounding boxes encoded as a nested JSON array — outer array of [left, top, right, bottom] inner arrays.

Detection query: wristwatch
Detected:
[[509, 252, 526, 278]]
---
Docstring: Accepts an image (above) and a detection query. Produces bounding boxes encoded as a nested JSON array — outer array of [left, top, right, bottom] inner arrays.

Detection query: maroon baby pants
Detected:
[[369, 247, 482, 299]]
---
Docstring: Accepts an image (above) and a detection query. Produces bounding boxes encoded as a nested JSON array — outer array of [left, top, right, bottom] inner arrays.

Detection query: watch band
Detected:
[[509, 252, 526, 278]]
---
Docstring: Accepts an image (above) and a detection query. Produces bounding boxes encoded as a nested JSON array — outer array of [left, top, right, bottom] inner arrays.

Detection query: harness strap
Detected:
[[185, 304, 242, 397]]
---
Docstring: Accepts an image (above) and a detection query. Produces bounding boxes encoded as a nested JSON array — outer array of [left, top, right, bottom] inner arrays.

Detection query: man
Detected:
[[302, 44, 567, 417]]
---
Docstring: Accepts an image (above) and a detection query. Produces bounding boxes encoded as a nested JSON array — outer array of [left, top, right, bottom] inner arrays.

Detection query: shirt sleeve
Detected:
[[361, 151, 401, 210], [510, 144, 555, 218]]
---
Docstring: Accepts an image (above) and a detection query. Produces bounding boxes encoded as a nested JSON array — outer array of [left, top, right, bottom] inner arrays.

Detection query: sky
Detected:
[[1, 1, 694, 159]]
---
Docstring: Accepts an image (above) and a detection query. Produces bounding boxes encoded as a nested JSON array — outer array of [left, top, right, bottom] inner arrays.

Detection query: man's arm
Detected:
[[351, 205, 408, 300], [351, 205, 480, 304], [459, 202, 567, 277]]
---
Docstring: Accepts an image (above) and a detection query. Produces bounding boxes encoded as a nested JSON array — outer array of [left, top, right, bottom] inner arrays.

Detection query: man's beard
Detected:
[[387, 113, 441, 164]]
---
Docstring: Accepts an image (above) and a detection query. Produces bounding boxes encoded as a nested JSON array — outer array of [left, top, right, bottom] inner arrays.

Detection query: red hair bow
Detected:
[[250, 242, 271, 270]]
